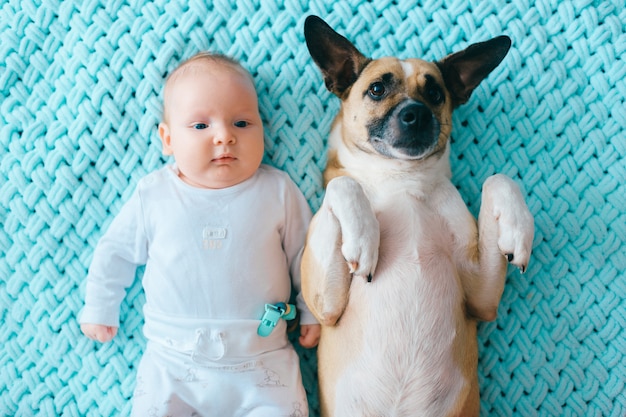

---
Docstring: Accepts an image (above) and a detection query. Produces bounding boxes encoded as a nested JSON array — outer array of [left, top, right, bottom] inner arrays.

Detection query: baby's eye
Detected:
[[234, 121, 249, 128], [193, 123, 209, 130]]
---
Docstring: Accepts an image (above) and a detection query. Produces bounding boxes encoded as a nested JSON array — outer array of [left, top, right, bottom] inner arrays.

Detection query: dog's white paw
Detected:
[[325, 176, 380, 281], [483, 174, 534, 272], [342, 220, 380, 282]]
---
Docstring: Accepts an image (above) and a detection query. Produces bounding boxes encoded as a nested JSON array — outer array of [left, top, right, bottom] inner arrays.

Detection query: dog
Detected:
[[300, 15, 534, 417]]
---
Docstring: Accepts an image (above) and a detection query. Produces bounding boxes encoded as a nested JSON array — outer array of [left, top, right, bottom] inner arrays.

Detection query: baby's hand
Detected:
[[81, 323, 118, 343], [299, 324, 321, 348]]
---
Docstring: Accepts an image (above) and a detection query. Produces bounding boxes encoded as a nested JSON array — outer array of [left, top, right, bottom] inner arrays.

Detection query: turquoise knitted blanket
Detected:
[[1, 0, 624, 415]]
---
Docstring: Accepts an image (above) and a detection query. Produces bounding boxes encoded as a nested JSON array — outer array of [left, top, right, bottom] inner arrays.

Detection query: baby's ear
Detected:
[[158, 123, 173, 155]]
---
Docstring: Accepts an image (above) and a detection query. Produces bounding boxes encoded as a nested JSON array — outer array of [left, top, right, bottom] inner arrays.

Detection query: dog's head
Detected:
[[304, 15, 511, 171]]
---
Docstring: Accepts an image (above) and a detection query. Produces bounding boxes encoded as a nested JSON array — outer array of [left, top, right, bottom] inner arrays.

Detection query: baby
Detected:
[[79, 52, 321, 416]]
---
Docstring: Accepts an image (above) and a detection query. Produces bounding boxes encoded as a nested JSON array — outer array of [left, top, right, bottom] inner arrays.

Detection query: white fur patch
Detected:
[[401, 61, 415, 79]]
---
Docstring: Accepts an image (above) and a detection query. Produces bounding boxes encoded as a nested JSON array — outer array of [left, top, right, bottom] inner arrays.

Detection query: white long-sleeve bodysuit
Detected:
[[80, 164, 315, 417]]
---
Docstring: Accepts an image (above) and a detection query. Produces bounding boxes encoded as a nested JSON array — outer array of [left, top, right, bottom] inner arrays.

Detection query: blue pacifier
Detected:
[[257, 302, 296, 337]]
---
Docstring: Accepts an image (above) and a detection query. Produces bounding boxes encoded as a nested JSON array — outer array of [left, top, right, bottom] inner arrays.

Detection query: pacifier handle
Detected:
[[257, 302, 296, 337]]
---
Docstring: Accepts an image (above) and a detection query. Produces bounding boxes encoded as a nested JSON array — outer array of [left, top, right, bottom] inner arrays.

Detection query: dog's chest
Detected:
[[337, 191, 470, 415], [372, 189, 456, 268], [351, 188, 466, 322]]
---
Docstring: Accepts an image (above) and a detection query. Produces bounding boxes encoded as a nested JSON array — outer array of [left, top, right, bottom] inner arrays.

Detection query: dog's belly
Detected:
[[324, 196, 478, 416]]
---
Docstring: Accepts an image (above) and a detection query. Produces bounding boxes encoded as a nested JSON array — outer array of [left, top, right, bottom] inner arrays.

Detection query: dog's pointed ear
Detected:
[[437, 36, 511, 107], [304, 15, 371, 97]]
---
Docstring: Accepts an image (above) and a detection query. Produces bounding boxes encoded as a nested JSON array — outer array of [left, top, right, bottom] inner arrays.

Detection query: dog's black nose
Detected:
[[399, 103, 433, 129], [368, 100, 440, 158]]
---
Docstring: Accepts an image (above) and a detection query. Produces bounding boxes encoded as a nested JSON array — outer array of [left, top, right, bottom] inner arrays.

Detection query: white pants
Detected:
[[131, 314, 309, 417]]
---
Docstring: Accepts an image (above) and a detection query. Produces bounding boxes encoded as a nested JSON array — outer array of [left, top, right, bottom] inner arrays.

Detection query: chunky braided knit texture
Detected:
[[1, 0, 625, 416]]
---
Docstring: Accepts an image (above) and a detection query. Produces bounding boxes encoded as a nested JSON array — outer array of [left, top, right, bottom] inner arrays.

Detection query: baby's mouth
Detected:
[[213, 154, 236, 163]]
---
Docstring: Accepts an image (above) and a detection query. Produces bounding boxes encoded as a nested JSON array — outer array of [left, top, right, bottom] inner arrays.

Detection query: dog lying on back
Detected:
[[300, 16, 534, 417]]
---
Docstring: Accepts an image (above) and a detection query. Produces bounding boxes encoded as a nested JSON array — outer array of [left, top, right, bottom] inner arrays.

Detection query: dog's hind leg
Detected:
[[301, 176, 380, 325]]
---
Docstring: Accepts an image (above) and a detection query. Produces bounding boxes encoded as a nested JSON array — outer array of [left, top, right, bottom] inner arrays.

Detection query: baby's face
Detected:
[[159, 62, 264, 189]]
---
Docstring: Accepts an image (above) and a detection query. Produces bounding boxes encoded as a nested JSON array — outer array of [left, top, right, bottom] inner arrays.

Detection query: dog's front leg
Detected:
[[466, 174, 534, 321], [301, 176, 380, 326]]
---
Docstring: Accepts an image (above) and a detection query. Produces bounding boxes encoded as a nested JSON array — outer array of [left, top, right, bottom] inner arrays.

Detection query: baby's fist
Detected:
[[81, 323, 118, 343], [299, 324, 321, 348]]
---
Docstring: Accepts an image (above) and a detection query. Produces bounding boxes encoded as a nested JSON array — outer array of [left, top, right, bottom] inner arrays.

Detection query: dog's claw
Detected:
[[349, 263, 373, 282], [505, 253, 529, 274], [506, 253, 528, 273]]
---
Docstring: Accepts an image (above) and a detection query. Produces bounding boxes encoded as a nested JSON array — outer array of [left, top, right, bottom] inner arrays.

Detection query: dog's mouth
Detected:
[[368, 101, 441, 160]]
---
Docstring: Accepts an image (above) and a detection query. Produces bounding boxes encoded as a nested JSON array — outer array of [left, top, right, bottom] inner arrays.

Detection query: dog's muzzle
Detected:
[[368, 100, 441, 159]]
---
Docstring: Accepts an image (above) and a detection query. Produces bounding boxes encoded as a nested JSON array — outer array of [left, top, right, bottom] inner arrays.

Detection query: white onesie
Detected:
[[80, 164, 315, 417]]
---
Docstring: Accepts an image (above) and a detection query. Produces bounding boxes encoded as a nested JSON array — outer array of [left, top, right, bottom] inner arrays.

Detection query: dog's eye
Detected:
[[427, 86, 444, 105], [368, 82, 386, 99], [424, 75, 445, 105]]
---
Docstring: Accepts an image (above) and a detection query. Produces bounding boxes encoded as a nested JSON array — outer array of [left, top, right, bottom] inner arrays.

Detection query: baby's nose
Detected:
[[213, 125, 236, 144]]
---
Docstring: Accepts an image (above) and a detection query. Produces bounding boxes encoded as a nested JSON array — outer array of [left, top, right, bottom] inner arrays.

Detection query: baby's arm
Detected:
[[80, 323, 118, 343], [80, 189, 147, 338], [280, 176, 321, 348], [299, 324, 321, 348]]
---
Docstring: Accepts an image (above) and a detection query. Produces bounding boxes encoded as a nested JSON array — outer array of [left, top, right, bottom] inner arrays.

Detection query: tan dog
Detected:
[[300, 15, 534, 417]]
